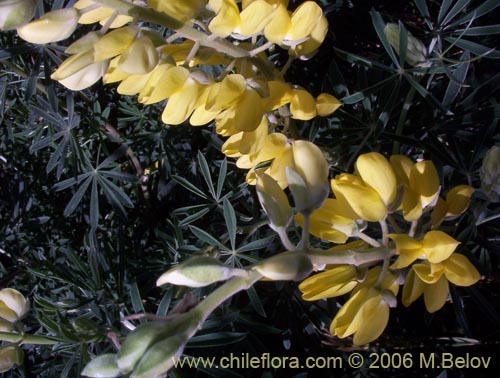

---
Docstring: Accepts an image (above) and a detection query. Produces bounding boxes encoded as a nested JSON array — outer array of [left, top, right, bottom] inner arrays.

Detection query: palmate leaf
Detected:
[[223, 198, 237, 251], [443, 50, 471, 107], [370, 10, 400, 67], [198, 150, 216, 199], [445, 37, 500, 59], [441, 0, 471, 26]]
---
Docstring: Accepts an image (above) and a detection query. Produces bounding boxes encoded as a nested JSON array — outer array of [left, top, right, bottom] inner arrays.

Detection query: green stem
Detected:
[[276, 227, 296, 251], [194, 270, 262, 321], [0, 332, 61, 345], [306, 247, 392, 266], [353, 231, 382, 247], [301, 213, 311, 250], [408, 219, 418, 237], [379, 218, 389, 246]]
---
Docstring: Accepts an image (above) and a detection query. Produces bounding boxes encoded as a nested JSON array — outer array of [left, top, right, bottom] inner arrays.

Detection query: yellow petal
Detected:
[[316, 93, 341, 117], [288, 1, 322, 41], [234, 89, 265, 132], [355, 152, 397, 206], [293, 14, 328, 57], [221, 132, 243, 157], [431, 197, 447, 228], [444, 254, 480, 286], [268, 145, 294, 187], [238, 0, 275, 36], [99, 14, 133, 28], [401, 268, 424, 307], [190, 86, 219, 126], [142, 65, 189, 105], [58, 60, 108, 91], [331, 180, 387, 222], [290, 89, 317, 120], [264, 3, 290, 44], [422, 231, 460, 264], [409, 160, 440, 207], [205, 74, 247, 112], [251, 133, 288, 164], [51, 50, 95, 81], [239, 117, 268, 155], [75, 0, 113, 24], [330, 288, 371, 338], [352, 295, 389, 345], [208, 0, 240, 38], [296, 212, 350, 244], [17, 8, 79, 44], [413, 263, 443, 284], [390, 155, 413, 186], [117, 36, 159, 75], [423, 275, 449, 313], [66, 31, 101, 54], [150, 0, 205, 23], [446, 185, 474, 216], [299, 265, 359, 301], [93, 26, 138, 61], [265, 81, 293, 110], [388, 233, 423, 269], [162, 77, 200, 124], [117, 73, 151, 95], [309, 198, 358, 234], [402, 186, 423, 221]]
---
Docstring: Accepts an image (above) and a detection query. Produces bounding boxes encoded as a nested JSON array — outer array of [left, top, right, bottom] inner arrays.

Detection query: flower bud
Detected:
[[254, 251, 313, 281], [116, 316, 193, 373], [0, 346, 23, 374], [288, 140, 329, 214], [156, 256, 248, 288], [17, 8, 79, 44], [0, 288, 29, 324], [256, 173, 293, 230], [0, 0, 36, 31], [480, 145, 500, 201], [384, 23, 427, 67], [80, 354, 122, 378]]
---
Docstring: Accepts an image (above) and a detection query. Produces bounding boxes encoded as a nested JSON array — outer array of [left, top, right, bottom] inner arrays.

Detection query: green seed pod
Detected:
[[480, 145, 500, 201], [0, 0, 36, 31], [384, 23, 428, 67], [156, 256, 248, 288], [254, 251, 313, 281], [81, 354, 122, 378]]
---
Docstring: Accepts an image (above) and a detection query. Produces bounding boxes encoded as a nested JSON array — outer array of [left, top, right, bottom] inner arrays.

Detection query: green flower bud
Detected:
[[481, 145, 500, 201], [256, 173, 293, 231], [0, 288, 29, 324], [130, 334, 187, 378], [17, 7, 79, 44], [156, 256, 248, 288], [116, 312, 199, 373], [254, 251, 313, 281], [384, 23, 428, 67], [80, 354, 122, 378], [0, 345, 23, 374], [0, 0, 36, 31]]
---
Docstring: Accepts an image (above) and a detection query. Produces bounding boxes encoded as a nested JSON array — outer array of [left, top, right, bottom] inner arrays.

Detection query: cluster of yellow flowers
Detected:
[[1, 0, 482, 360], [298, 152, 480, 345]]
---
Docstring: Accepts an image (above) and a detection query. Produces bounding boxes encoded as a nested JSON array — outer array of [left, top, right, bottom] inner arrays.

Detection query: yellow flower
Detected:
[[330, 287, 391, 345], [295, 198, 358, 243], [431, 185, 474, 227], [93, 26, 139, 62], [51, 51, 109, 91], [299, 264, 361, 301], [390, 156, 441, 221], [331, 152, 397, 222], [403, 254, 480, 312], [389, 231, 460, 269], [316, 93, 342, 117], [17, 8, 79, 44], [117, 36, 159, 75]]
